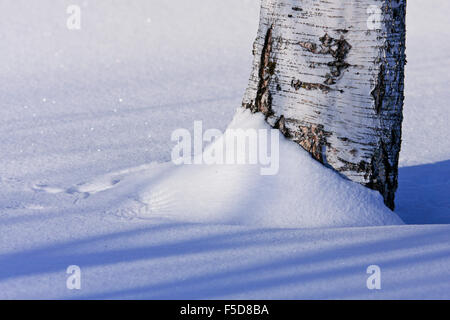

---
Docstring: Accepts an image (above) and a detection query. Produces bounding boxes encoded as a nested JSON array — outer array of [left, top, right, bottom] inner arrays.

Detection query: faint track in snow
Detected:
[[29, 162, 172, 206]]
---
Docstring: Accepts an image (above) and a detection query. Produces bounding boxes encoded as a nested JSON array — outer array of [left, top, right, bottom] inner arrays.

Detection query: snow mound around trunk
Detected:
[[126, 109, 403, 228]]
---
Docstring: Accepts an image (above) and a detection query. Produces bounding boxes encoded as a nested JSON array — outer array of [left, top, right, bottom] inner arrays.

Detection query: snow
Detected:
[[0, 0, 449, 299], [100, 109, 402, 228]]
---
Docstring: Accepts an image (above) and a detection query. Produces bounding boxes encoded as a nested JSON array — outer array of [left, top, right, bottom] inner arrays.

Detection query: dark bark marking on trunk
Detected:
[[274, 115, 290, 138], [337, 158, 372, 176], [298, 33, 352, 86], [336, 139, 398, 210], [291, 79, 331, 93], [371, 65, 385, 114], [295, 124, 331, 163], [366, 141, 397, 210], [253, 25, 275, 118]]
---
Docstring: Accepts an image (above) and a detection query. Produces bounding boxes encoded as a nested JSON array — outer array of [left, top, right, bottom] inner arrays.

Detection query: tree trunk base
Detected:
[[242, 0, 406, 210]]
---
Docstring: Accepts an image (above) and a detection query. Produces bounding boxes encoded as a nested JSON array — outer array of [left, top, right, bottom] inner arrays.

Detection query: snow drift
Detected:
[[110, 109, 403, 228]]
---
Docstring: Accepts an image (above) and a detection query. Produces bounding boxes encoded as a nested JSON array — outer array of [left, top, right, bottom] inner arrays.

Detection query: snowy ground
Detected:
[[0, 0, 449, 299]]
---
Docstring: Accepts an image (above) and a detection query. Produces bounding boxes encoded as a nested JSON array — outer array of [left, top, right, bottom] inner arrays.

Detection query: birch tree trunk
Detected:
[[242, 0, 406, 210]]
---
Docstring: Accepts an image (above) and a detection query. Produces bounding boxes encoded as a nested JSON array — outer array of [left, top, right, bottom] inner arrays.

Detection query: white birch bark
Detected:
[[242, 0, 406, 209]]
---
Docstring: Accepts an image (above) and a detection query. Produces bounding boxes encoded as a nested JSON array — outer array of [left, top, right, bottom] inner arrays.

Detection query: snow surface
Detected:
[[0, 0, 449, 299], [100, 109, 402, 229]]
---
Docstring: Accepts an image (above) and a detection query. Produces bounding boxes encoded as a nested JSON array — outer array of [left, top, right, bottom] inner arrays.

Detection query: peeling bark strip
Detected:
[[242, 0, 406, 210]]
